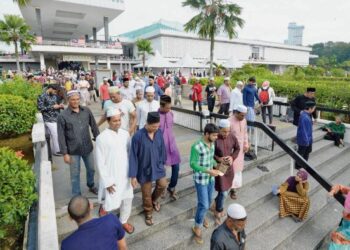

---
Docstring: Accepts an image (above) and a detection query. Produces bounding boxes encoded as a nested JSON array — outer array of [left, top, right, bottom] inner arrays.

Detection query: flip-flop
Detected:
[[145, 215, 154, 226], [192, 227, 203, 244], [152, 202, 161, 212], [203, 218, 209, 228], [230, 190, 237, 200]]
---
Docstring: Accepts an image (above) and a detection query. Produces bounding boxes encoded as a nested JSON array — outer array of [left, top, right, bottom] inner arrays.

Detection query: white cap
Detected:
[[224, 77, 230, 81], [145, 86, 155, 93], [135, 77, 140, 81], [235, 104, 247, 113], [103, 77, 108, 81], [108, 86, 120, 94], [209, 77, 214, 81], [135, 85, 142, 91], [219, 119, 230, 128], [236, 81, 243, 86], [227, 203, 247, 219], [67, 90, 80, 98], [106, 108, 121, 118]]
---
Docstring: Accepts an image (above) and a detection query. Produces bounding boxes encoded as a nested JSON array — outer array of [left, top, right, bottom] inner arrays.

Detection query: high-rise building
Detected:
[[284, 22, 304, 46]]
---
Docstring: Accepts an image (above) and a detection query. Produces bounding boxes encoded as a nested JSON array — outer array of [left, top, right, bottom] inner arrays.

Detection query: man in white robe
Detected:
[[136, 86, 160, 129], [95, 108, 135, 234]]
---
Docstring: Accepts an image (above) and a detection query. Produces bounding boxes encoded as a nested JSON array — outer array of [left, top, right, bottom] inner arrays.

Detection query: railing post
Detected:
[[254, 128, 258, 156]]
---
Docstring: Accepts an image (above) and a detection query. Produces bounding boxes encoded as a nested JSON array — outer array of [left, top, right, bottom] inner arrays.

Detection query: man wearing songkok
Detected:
[[291, 87, 317, 126], [210, 203, 247, 250], [129, 112, 167, 226], [159, 95, 181, 200], [95, 108, 134, 234], [228, 105, 249, 199], [97, 86, 136, 136], [137, 86, 160, 129], [213, 119, 240, 224]]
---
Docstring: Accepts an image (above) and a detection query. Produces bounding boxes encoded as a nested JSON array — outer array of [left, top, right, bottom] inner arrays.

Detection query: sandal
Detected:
[[214, 212, 221, 226], [145, 214, 154, 226], [192, 226, 203, 244], [98, 205, 108, 217], [152, 202, 161, 212], [122, 223, 135, 234], [168, 188, 179, 200], [230, 189, 237, 200], [203, 218, 209, 228]]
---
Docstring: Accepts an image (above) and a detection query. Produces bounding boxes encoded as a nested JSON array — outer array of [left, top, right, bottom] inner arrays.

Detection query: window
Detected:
[[251, 47, 259, 60]]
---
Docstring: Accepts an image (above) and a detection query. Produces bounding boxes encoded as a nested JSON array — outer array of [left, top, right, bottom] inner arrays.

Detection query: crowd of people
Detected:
[[32, 67, 348, 249]]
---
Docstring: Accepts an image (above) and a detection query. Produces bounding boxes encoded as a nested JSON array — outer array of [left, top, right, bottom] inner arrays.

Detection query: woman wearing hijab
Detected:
[[277, 169, 310, 222]]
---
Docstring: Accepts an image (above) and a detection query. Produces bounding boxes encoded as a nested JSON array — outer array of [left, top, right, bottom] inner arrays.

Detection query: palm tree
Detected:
[[136, 39, 154, 73], [0, 15, 35, 72], [13, 0, 30, 7], [212, 62, 226, 76], [183, 0, 244, 77]]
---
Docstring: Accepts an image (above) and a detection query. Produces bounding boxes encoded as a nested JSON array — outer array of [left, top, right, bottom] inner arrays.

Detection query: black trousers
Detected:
[[295, 145, 312, 169], [261, 105, 273, 124], [193, 101, 202, 112], [218, 103, 230, 115], [207, 97, 216, 113], [324, 132, 344, 146]]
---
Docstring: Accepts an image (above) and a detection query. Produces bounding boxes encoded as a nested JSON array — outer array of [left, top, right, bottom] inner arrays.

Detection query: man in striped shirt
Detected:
[[190, 123, 222, 244]]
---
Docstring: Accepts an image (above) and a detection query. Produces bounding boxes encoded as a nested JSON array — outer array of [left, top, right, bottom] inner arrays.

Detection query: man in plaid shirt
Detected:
[[190, 123, 222, 244]]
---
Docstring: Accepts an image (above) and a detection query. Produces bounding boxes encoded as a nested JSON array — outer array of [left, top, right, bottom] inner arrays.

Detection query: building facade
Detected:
[[284, 22, 305, 46]]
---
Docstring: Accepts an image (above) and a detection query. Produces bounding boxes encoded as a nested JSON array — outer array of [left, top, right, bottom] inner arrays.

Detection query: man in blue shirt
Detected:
[[61, 196, 127, 250], [296, 101, 316, 169], [145, 75, 164, 100], [242, 77, 261, 124]]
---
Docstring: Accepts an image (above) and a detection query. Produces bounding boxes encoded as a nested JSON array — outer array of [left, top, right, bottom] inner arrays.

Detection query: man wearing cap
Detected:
[[137, 86, 160, 129], [95, 108, 135, 234], [217, 77, 232, 115], [205, 77, 217, 113], [210, 203, 247, 250], [291, 87, 317, 126], [145, 75, 164, 100], [57, 90, 99, 196], [242, 76, 261, 125], [296, 101, 316, 169], [99, 77, 110, 109], [97, 86, 137, 136], [213, 119, 240, 224], [132, 86, 144, 107], [229, 81, 244, 113], [228, 105, 249, 198], [37, 84, 64, 155], [77, 74, 90, 106], [120, 77, 135, 101], [129, 112, 167, 226]]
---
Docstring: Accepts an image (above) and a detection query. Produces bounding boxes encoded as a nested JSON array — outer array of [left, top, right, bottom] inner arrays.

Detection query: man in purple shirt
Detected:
[[217, 77, 231, 115], [61, 196, 127, 250]]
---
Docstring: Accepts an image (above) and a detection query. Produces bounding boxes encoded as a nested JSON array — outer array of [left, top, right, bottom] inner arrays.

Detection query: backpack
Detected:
[[259, 87, 270, 105]]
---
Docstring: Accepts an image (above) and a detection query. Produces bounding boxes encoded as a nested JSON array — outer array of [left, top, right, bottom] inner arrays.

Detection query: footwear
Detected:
[[122, 223, 135, 234], [291, 214, 302, 223], [89, 187, 98, 195], [192, 226, 203, 244], [203, 218, 209, 228], [152, 202, 161, 212], [230, 189, 237, 200], [98, 205, 108, 217], [210, 202, 216, 213], [145, 214, 154, 226], [214, 212, 222, 225], [161, 189, 166, 199], [167, 188, 178, 200]]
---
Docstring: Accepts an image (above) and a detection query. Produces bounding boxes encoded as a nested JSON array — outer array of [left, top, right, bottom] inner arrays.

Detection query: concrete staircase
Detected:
[[56, 125, 349, 250]]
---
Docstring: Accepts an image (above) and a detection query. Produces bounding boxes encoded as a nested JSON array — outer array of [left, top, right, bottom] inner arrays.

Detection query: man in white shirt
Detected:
[[77, 74, 90, 106], [136, 86, 160, 129], [229, 81, 244, 113], [120, 78, 135, 101], [97, 86, 137, 136]]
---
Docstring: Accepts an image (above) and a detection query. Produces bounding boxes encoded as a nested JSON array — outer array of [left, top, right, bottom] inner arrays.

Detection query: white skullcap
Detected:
[[108, 86, 120, 94], [67, 90, 80, 98], [135, 86, 142, 91], [135, 77, 140, 81], [224, 77, 230, 81], [235, 104, 247, 113], [145, 86, 155, 93], [103, 77, 108, 81], [227, 203, 247, 219], [106, 108, 121, 118], [219, 119, 230, 128], [236, 81, 243, 86], [209, 77, 214, 81]]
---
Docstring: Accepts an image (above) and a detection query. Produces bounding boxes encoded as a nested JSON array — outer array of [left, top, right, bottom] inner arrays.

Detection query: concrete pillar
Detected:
[[40, 53, 45, 71], [85, 34, 89, 42], [129, 62, 131, 72], [104, 16, 109, 42], [106, 56, 111, 70], [119, 62, 122, 74], [35, 8, 42, 36], [22, 62, 26, 72], [92, 27, 98, 69]]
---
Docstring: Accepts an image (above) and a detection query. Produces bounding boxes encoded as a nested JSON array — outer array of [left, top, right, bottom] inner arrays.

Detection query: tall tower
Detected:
[[284, 22, 304, 46]]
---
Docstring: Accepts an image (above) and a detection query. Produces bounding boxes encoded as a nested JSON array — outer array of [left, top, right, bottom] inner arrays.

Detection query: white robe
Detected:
[[95, 128, 134, 211]]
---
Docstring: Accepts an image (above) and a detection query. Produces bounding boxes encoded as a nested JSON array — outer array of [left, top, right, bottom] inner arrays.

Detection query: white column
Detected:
[[119, 62, 122, 74], [39, 53, 46, 71], [106, 56, 111, 70], [129, 62, 131, 72]]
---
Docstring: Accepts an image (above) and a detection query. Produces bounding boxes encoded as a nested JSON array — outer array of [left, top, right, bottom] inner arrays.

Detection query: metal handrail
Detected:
[[274, 101, 350, 115]]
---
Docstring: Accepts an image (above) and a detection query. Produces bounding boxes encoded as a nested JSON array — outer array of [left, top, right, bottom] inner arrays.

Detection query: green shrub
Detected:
[[0, 94, 37, 138], [0, 76, 42, 102], [0, 147, 37, 240]]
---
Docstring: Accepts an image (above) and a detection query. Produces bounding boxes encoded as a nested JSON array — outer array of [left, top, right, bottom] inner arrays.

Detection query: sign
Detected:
[[62, 55, 92, 62]]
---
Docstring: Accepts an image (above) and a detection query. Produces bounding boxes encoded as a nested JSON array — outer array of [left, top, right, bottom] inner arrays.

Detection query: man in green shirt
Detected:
[[190, 123, 222, 244], [323, 116, 346, 147]]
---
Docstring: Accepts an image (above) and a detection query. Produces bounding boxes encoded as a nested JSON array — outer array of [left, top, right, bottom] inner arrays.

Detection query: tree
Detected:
[[13, 0, 30, 7], [136, 39, 154, 73], [0, 15, 35, 72], [183, 0, 244, 77], [212, 62, 226, 76]]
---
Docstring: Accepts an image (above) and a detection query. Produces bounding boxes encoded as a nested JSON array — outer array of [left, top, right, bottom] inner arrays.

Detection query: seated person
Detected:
[[277, 169, 310, 222], [322, 116, 346, 147], [329, 185, 350, 248], [61, 196, 127, 250]]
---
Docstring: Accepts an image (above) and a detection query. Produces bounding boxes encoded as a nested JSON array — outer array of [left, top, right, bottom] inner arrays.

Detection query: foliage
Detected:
[[212, 62, 226, 76], [0, 147, 37, 240], [0, 94, 37, 138], [183, 0, 244, 77], [0, 15, 35, 72], [312, 42, 350, 69], [0, 76, 42, 102], [13, 0, 31, 6], [136, 38, 154, 72]]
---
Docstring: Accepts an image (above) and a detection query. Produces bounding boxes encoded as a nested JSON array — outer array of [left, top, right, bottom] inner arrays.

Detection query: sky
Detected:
[[0, 0, 349, 51]]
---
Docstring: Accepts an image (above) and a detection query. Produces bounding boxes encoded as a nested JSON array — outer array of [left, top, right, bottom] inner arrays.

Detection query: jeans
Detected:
[[168, 164, 180, 190], [69, 152, 95, 196], [193, 101, 202, 112], [295, 145, 312, 169], [207, 97, 216, 113], [215, 191, 228, 213], [261, 105, 273, 124], [325, 132, 344, 146], [141, 178, 167, 216], [194, 181, 214, 227], [218, 103, 230, 115]]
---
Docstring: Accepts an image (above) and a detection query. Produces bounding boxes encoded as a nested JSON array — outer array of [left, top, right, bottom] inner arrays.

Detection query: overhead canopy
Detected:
[[224, 56, 244, 69], [134, 50, 176, 68], [176, 53, 204, 68]]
